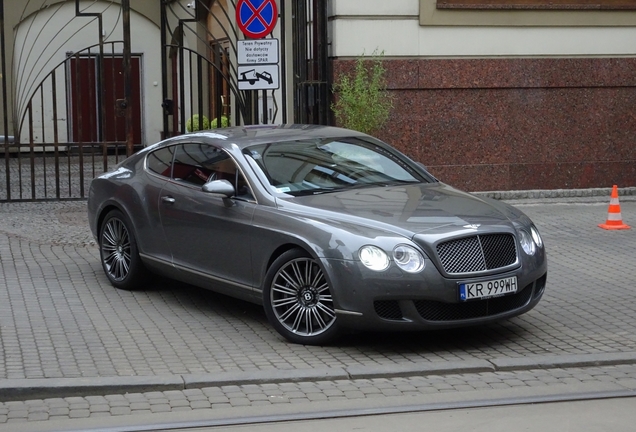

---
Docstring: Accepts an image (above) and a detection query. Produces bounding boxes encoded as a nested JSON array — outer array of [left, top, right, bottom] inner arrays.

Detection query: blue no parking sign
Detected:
[[236, 0, 278, 39]]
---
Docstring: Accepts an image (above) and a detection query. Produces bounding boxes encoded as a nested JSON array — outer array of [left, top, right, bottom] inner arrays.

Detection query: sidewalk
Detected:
[[3, 366, 636, 431], [1, 189, 636, 428]]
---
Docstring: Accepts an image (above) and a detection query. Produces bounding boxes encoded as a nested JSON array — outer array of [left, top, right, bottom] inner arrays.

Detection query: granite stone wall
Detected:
[[331, 58, 636, 192]]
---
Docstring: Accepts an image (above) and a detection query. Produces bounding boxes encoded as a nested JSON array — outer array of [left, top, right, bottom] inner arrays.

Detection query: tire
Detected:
[[99, 209, 149, 290], [263, 249, 339, 345]]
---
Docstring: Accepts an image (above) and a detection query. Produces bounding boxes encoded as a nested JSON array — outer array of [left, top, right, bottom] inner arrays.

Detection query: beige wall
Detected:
[[330, 0, 636, 57]]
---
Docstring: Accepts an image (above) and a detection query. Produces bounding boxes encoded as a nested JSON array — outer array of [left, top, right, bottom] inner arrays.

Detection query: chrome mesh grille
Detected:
[[437, 234, 517, 275]]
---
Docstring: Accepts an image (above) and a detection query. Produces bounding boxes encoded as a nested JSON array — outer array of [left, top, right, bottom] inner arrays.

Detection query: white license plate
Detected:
[[459, 276, 517, 301]]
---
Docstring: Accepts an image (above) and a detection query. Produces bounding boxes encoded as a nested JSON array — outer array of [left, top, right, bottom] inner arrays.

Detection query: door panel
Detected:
[[69, 56, 143, 144], [69, 56, 99, 142], [157, 143, 256, 295], [159, 181, 256, 292]]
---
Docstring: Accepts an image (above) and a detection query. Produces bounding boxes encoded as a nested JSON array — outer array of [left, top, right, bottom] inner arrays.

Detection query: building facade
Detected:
[[330, 0, 636, 191]]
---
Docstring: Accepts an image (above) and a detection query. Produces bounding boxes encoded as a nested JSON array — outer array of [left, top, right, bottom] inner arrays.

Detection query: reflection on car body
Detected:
[[88, 125, 547, 345]]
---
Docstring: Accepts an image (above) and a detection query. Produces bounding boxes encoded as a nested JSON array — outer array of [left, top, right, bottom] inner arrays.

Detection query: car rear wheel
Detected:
[[99, 209, 148, 290], [263, 249, 339, 345]]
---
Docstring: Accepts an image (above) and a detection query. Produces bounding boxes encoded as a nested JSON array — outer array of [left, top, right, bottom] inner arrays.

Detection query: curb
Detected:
[[474, 186, 636, 201], [3, 352, 636, 402]]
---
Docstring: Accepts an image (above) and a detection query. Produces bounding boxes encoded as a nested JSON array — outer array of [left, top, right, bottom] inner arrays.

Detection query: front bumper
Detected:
[[322, 252, 547, 332]]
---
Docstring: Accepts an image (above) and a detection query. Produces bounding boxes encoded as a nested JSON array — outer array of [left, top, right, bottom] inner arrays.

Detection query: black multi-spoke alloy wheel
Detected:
[[263, 249, 339, 345], [99, 209, 148, 290]]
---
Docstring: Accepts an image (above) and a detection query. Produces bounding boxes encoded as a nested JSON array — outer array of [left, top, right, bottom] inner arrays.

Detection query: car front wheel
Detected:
[[99, 209, 148, 290], [263, 249, 339, 345]]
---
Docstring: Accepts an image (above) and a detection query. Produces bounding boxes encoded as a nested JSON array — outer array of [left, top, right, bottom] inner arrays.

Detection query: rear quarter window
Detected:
[[146, 146, 176, 177]]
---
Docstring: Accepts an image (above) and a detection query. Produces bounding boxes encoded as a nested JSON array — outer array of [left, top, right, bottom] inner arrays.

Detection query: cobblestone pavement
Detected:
[[1, 364, 636, 425], [1, 191, 636, 428]]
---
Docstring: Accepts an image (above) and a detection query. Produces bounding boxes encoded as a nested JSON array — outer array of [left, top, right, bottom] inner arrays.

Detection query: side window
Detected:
[[146, 146, 176, 177], [172, 143, 255, 201], [172, 143, 228, 186]]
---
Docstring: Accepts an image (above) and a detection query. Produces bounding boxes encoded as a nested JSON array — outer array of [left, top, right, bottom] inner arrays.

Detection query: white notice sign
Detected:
[[238, 39, 279, 65], [238, 65, 279, 90]]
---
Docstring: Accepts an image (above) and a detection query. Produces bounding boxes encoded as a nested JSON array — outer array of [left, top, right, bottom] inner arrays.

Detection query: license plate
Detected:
[[459, 276, 517, 301]]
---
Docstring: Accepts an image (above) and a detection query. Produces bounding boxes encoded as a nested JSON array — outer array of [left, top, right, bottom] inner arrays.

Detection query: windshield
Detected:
[[244, 137, 432, 196]]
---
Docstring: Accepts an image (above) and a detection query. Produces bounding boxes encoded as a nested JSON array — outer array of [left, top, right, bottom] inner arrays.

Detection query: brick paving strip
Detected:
[[0, 364, 635, 425], [1, 364, 636, 426], [1, 189, 636, 428]]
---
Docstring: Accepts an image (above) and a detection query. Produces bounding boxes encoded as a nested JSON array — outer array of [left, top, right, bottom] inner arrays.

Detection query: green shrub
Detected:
[[186, 114, 209, 132], [210, 115, 230, 128], [331, 51, 393, 135]]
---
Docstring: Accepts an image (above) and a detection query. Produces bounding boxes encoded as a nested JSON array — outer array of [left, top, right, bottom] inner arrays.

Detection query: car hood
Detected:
[[280, 183, 519, 238]]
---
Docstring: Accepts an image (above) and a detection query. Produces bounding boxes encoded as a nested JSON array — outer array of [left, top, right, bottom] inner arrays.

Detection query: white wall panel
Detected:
[[331, 0, 418, 16], [331, 19, 422, 57], [418, 26, 636, 57], [332, 18, 636, 57]]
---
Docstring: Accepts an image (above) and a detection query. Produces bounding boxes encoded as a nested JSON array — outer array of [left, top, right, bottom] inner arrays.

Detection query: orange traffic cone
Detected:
[[598, 185, 630, 230]]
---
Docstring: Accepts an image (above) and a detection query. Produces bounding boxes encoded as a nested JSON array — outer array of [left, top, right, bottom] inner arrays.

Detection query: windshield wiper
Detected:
[[295, 181, 412, 196], [311, 183, 374, 194], [383, 179, 420, 186], [289, 187, 337, 196]]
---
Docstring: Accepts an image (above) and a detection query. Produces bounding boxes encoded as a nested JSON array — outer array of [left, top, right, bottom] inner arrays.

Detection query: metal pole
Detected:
[[160, 1, 169, 138], [279, 0, 286, 124], [122, 0, 134, 156], [0, 0, 10, 199], [317, 0, 329, 125], [262, 89, 267, 124]]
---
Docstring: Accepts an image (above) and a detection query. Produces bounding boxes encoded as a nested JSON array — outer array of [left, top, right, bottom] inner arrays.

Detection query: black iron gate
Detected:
[[0, 0, 134, 202], [1, 0, 331, 202], [292, 0, 330, 125], [159, 0, 285, 138]]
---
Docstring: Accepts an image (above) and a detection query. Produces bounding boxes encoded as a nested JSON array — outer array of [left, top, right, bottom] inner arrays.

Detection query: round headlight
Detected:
[[359, 245, 390, 271], [530, 225, 543, 248], [519, 229, 536, 256], [393, 245, 425, 273]]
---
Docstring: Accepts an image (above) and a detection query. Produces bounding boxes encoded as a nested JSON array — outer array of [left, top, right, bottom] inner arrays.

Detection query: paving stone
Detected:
[[150, 404, 171, 413], [68, 409, 90, 418], [110, 406, 132, 416], [2, 198, 636, 425], [129, 402, 151, 411], [6, 410, 28, 419], [168, 399, 190, 408], [190, 400, 212, 409], [89, 404, 111, 413], [229, 398, 251, 406]]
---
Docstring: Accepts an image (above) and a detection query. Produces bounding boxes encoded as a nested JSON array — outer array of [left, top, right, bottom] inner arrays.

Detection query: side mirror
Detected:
[[202, 179, 235, 197]]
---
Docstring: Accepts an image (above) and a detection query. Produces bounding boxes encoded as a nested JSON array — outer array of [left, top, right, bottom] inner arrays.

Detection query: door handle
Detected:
[[161, 196, 176, 204]]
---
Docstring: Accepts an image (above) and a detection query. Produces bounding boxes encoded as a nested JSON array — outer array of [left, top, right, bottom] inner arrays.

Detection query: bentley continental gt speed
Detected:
[[88, 125, 547, 345]]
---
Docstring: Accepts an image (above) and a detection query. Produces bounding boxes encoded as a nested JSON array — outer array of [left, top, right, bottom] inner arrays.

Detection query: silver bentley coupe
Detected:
[[88, 124, 547, 345]]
